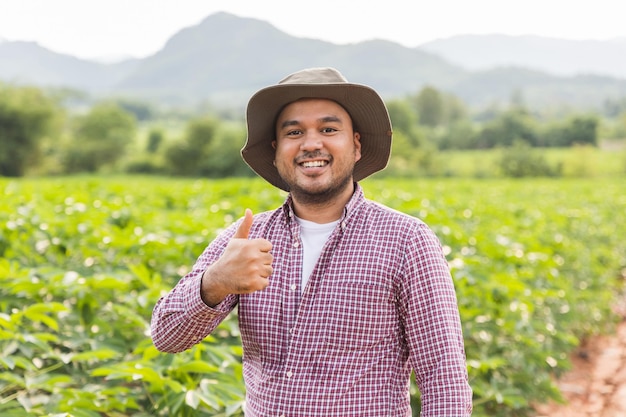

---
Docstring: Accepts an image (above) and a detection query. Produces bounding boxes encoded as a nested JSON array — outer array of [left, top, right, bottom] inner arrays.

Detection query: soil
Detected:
[[533, 305, 626, 417]]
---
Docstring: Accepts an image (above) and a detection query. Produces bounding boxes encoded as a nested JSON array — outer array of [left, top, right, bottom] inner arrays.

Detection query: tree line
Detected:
[[2, 82, 625, 178]]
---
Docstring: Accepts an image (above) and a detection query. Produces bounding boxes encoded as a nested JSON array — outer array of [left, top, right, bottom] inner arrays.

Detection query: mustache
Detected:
[[295, 151, 332, 163]]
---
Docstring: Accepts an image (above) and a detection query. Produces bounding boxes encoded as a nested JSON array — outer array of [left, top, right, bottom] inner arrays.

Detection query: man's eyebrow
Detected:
[[320, 116, 342, 124], [279, 119, 300, 129], [278, 115, 343, 130]]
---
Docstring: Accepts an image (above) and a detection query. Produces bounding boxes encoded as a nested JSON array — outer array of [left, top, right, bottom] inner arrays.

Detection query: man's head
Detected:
[[242, 67, 393, 191], [272, 97, 361, 206]]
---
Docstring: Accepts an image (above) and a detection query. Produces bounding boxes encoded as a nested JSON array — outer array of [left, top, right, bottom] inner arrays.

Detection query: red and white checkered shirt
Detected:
[[151, 184, 472, 416]]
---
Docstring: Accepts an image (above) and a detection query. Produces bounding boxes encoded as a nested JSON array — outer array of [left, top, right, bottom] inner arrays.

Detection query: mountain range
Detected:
[[1, 12, 625, 111]]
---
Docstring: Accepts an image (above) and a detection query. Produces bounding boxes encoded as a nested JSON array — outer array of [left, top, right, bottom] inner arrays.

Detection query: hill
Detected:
[[1, 12, 625, 111], [418, 34, 626, 78]]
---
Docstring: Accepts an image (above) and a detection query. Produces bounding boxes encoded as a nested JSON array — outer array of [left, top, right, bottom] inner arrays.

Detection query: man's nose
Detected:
[[300, 132, 323, 150]]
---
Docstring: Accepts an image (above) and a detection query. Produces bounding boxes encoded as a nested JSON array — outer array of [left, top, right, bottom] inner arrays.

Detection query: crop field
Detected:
[[1, 175, 625, 416]]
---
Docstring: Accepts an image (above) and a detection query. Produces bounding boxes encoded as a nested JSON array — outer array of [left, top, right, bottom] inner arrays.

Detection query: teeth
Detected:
[[302, 161, 326, 168]]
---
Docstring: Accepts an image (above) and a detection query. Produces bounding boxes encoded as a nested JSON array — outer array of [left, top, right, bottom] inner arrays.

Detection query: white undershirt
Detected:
[[294, 216, 339, 294]]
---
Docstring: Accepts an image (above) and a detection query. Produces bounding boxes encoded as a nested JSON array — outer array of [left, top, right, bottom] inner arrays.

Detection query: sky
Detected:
[[0, 0, 624, 62]]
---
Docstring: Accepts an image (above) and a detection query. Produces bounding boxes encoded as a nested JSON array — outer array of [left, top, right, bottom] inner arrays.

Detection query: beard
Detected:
[[278, 150, 356, 207], [288, 171, 354, 207]]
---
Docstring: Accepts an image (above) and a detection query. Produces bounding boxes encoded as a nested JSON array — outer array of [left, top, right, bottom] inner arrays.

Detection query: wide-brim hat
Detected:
[[241, 67, 393, 191]]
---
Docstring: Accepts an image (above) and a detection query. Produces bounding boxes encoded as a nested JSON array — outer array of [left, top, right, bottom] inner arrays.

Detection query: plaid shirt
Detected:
[[151, 184, 472, 416]]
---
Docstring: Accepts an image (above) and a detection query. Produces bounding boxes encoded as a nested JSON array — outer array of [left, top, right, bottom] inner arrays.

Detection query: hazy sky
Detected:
[[0, 0, 624, 61]]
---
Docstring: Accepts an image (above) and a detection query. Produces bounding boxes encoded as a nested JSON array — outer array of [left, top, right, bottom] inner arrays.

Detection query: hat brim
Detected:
[[242, 83, 393, 191]]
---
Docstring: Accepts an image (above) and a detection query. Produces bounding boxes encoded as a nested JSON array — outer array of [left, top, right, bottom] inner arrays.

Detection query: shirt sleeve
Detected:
[[400, 222, 473, 416], [150, 225, 239, 353]]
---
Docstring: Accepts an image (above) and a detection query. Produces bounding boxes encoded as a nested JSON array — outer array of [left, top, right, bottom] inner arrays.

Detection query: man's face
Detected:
[[273, 98, 361, 204]]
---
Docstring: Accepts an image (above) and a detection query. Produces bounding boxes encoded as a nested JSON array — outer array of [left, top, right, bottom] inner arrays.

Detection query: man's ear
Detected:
[[353, 132, 362, 162], [272, 141, 277, 166]]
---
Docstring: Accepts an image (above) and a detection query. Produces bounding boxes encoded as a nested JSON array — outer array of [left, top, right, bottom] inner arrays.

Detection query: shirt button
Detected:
[[290, 284, 297, 291], [293, 241, 299, 247], [286, 371, 293, 378]]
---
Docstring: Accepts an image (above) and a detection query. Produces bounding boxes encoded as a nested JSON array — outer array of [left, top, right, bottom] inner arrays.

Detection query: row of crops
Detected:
[[1, 176, 625, 416]]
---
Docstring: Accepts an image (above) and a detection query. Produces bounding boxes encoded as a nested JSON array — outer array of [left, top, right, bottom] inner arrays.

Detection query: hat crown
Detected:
[[279, 67, 348, 85]]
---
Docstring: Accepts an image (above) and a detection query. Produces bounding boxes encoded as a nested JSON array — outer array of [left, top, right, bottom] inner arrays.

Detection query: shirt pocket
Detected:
[[321, 280, 397, 351]]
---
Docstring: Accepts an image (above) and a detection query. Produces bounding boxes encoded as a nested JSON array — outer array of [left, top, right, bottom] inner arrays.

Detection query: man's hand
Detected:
[[200, 209, 273, 307]]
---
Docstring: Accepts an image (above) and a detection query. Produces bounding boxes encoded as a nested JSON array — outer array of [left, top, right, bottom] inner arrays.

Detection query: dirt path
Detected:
[[534, 318, 626, 417]]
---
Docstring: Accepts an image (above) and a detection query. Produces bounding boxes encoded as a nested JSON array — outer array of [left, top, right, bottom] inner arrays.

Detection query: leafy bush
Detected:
[[0, 84, 60, 177], [498, 140, 559, 177], [1, 176, 624, 417], [63, 103, 137, 173], [541, 115, 599, 147]]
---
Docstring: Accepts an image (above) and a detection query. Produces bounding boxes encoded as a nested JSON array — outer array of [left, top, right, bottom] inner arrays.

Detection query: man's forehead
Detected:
[[277, 98, 352, 122]]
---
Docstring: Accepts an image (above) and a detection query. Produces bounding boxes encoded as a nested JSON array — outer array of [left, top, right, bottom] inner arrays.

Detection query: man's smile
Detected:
[[300, 160, 329, 168]]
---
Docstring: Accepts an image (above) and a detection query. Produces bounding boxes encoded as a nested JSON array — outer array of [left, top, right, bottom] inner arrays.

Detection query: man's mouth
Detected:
[[300, 160, 328, 168]]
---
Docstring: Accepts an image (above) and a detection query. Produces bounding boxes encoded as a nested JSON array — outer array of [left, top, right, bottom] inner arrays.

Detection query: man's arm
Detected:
[[401, 223, 473, 416], [150, 209, 273, 353]]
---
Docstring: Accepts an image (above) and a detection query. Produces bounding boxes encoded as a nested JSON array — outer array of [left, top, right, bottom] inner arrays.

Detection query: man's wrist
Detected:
[[200, 268, 228, 307]]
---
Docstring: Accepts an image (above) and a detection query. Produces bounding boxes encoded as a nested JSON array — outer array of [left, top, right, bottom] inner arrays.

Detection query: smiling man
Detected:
[[151, 67, 473, 416]]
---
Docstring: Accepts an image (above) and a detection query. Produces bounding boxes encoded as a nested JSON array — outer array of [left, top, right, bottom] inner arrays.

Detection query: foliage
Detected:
[[413, 86, 445, 127], [1, 176, 624, 417], [203, 127, 253, 177], [1, 83, 620, 178], [474, 109, 539, 149], [63, 103, 137, 173], [411, 85, 468, 128], [164, 117, 252, 178], [386, 99, 424, 147], [429, 146, 625, 179], [541, 115, 599, 147], [0, 84, 60, 177], [498, 140, 559, 177], [146, 129, 165, 154]]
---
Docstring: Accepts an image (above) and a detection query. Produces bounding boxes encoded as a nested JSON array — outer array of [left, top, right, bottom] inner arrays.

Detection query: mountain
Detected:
[[1, 12, 625, 111], [113, 12, 466, 107], [0, 41, 139, 91], [418, 34, 626, 79]]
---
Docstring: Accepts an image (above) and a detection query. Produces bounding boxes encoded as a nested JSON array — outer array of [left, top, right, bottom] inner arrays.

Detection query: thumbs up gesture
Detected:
[[200, 209, 274, 307]]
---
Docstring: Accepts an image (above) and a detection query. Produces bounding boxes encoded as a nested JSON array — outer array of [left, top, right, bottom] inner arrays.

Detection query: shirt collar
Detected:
[[281, 182, 366, 227]]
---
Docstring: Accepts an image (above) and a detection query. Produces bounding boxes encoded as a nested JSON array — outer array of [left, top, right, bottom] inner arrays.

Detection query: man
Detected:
[[151, 67, 473, 416]]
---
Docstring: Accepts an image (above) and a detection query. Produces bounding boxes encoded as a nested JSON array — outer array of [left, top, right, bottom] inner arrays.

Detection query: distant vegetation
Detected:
[[1, 82, 625, 179]]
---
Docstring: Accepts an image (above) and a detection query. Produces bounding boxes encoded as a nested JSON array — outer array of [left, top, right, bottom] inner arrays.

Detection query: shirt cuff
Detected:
[[183, 274, 230, 318]]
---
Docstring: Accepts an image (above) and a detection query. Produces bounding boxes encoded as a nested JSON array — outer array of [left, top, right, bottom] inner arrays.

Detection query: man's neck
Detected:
[[291, 183, 354, 223]]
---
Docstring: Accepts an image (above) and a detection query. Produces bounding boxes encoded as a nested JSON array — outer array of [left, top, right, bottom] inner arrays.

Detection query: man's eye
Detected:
[[321, 127, 337, 133], [286, 130, 302, 136]]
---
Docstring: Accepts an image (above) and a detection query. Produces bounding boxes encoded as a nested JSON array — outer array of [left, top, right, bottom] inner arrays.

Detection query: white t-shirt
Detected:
[[295, 216, 339, 293]]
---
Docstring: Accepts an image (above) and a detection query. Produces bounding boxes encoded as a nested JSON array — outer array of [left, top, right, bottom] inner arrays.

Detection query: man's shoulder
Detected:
[[363, 198, 423, 225]]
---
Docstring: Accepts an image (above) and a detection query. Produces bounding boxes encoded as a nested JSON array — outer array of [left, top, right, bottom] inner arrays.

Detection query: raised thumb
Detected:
[[233, 208, 253, 239]]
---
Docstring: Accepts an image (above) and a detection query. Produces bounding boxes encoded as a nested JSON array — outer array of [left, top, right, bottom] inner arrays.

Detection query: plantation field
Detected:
[[1, 176, 625, 416], [434, 145, 626, 178]]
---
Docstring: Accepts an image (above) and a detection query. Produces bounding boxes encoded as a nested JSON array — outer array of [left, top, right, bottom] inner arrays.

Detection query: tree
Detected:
[[64, 102, 136, 173], [146, 129, 164, 153], [165, 117, 219, 176], [476, 109, 538, 148], [0, 84, 58, 176], [386, 99, 424, 147], [498, 140, 557, 177], [204, 126, 253, 177], [542, 115, 599, 147], [414, 86, 444, 127]]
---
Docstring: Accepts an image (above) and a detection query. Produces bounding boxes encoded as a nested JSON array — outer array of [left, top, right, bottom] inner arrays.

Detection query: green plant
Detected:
[[1, 176, 624, 417]]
